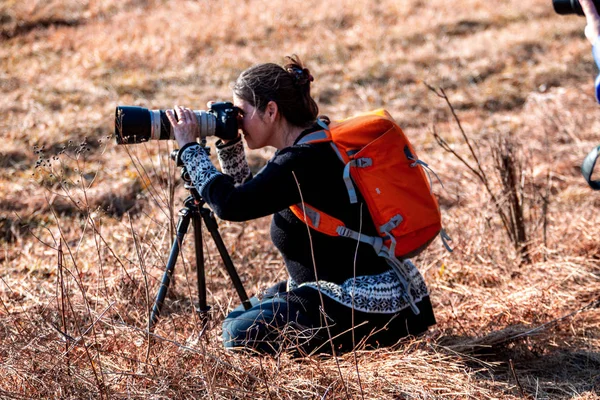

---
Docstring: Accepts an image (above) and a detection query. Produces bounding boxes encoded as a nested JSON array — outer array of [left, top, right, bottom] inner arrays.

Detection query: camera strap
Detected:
[[581, 145, 600, 190]]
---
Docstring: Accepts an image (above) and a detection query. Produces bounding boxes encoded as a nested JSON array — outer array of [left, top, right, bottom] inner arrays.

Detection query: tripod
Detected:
[[148, 152, 251, 331]]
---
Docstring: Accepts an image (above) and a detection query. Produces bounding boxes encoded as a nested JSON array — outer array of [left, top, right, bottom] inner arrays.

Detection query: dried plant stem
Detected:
[[509, 359, 526, 398], [541, 135, 552, 261], [105, 319, 261, 382], [0, 284, 22, 335], [429, 117, 511, 241], [258, 356, 275, 400], [351, 204, 365, 400], [30, 174, 134, 284], [292, 172, 350, 400], [127, 213, 152, 363], [492, 136, 530, 263], [426, 84, 506, 217], [426, 83, 531, 263], [45, 202, 107, 398], [89, 214, 110, 299], [0, 274, 33, 335], [510, 298, 600, 340], [57, 240, 70, 377], [424, 83, 489, 185], [542, 172, 550, 260], [60, 271, 107, 398]]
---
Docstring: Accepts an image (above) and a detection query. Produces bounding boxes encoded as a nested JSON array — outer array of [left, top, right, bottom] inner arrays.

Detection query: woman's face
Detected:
[[233, 94, 274, 150]]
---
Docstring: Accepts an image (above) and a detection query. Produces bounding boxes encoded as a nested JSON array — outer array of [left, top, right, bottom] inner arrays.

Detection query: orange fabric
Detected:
[[289, 203, 343, 236], [291, 109, 443, 259], [347, 121, 441, 257]]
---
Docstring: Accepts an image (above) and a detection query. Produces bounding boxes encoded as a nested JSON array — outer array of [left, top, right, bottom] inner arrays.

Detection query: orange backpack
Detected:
[[290, 109, 451, 314]]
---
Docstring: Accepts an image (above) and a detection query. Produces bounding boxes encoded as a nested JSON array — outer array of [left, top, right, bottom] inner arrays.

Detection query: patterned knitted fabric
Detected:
[[216, 138, 252, 185], [287, 260, 429, 314], [179, 144, 221, 194]]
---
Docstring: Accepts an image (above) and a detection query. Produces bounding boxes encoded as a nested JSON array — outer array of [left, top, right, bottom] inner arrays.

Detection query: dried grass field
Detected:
[[1, 0, 600, 398]]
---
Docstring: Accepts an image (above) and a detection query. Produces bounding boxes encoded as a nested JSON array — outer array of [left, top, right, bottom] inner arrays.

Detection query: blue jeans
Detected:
[[222, 280, 436, 356], [222, 281, 321, 354]]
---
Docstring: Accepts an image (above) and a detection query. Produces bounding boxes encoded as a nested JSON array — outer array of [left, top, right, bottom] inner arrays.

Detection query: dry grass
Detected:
[[1, 0, 599, 398]]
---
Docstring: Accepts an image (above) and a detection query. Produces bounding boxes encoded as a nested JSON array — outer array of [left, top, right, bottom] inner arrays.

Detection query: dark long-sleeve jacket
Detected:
[[178, 127, 431, 314]]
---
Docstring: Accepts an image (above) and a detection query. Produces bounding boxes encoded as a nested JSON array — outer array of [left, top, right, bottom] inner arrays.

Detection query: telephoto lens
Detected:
[[114, 102, 239, 145], [553, 0, 600, 15]]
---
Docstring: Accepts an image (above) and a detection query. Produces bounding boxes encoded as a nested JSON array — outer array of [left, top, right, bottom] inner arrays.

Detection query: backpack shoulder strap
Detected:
[[296, 119, 332, 145]]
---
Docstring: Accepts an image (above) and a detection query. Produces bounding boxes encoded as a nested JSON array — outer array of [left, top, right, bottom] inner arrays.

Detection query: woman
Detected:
[[165, 55, 436, 356]]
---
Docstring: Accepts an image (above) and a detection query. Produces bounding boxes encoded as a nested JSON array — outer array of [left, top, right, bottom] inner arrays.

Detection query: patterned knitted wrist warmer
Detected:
[[180, 144, 221, 194], [216, 137, 251, 185]]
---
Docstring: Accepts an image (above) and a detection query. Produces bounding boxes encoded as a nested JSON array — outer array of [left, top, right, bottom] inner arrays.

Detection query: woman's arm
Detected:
[[178, 143, 309, 221], [582, 0, 600, 43], [166, 104, 310, 222], [200, 147, 308, 221], [581, 0, 600, 102]]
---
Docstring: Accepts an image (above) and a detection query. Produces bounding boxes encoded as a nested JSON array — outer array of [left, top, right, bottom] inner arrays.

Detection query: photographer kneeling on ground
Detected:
[[165, 55, 437, 356]]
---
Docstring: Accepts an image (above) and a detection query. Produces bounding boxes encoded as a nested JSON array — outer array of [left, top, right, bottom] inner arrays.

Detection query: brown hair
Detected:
[[233, 55, 319, 128]]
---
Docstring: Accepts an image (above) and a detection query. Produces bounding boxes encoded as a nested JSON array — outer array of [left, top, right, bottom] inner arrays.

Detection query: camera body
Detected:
[[553, 0, 600, 15], [210, 102, 240, 142], [114, 102, 240, 145]]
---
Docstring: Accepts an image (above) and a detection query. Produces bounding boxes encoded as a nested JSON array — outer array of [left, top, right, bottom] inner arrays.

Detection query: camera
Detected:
[[553, 0, 600, 15], [114, 102, 240, 144]]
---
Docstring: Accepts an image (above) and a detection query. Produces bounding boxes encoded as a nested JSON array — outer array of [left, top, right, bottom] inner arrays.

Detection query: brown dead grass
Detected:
[[1, 0, 599, 398]]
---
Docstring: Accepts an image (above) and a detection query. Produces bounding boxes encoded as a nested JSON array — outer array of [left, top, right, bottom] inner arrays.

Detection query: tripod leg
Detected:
[[148, 208, 191, 331], [200, 208, 252, 310], [191, 214, 211, 322]]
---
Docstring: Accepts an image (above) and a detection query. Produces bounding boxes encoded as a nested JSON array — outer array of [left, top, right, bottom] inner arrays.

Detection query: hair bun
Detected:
[[287, 66, 314, 87], [284, 54, 315, 88]]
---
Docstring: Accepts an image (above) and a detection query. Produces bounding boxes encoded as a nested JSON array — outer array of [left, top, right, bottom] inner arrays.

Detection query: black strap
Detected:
[[581, 145, 600, 190]]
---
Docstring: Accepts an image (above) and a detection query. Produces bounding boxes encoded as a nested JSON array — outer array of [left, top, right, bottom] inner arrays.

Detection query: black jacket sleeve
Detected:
[[201, 146, 311, 221]]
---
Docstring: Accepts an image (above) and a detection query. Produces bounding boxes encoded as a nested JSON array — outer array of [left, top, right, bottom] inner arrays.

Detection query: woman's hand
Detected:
[[165, 105, 199, 148], [582, 0, 600, 45]]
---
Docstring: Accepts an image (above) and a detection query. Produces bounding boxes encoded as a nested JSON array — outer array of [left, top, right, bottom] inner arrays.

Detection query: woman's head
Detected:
[[233, 56, 318, 147]]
